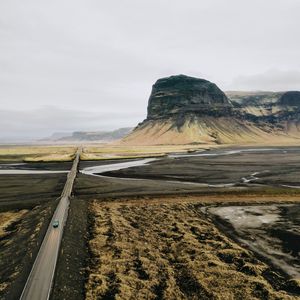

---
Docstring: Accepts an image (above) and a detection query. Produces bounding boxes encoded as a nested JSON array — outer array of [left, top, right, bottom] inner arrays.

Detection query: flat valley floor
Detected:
[[1, 146, 300, 299]]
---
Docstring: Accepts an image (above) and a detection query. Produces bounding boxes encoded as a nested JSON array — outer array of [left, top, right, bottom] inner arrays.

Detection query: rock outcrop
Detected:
[[227, 91, 300, 117], [278, 91, 300, 107], [147, 75, 232, 119]]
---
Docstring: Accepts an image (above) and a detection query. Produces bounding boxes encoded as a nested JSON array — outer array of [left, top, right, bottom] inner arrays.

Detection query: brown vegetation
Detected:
[[0, 145, 76, 162], [86, 200, 297, 300], [0, 210, 28, 292], [120, 117, 300, 146], [81, 144, 212, 160], [0, 210, 27, 237], [0, 203, 57, 299]]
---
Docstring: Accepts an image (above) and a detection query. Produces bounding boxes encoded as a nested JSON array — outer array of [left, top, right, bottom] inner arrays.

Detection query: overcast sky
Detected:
[[1, 0, 300, 138]]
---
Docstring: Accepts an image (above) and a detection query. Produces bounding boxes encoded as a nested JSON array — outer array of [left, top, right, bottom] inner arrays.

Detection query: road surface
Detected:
[[20, 149, 81, 300]]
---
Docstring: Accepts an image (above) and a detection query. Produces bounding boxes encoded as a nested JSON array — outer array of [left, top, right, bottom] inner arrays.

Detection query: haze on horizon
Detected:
[[1, 0, 300, 139]]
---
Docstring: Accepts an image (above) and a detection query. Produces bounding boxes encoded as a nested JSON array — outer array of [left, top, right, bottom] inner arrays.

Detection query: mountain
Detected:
[[121, 75, 300, 145], [42, 128, 133, 143], [227, 91, 300, 117], [147, 75, 233, 119], [45, 132, 73, 140], [61, 127, 133, 142]]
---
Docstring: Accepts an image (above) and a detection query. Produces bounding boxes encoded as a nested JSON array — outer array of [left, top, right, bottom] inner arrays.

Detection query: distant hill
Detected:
[[46, 132, 73, 140], [121, 75, 300, 145], [42, 127, 133, 143]]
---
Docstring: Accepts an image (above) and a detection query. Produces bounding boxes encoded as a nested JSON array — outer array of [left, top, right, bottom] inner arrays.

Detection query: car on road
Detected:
[[52, 220, 59, 228]]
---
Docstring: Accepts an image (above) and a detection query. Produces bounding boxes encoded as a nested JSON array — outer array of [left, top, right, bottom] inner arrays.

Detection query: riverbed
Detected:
[[206, 204, 300, 279]]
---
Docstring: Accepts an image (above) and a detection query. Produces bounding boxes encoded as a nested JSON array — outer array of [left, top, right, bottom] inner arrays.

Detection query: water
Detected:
[[0, 163, 68, 174], [207, 204, 300, 279], [0, 170, 68, 174], [80, 158, 157, 176], [168, 148, 282, 158]]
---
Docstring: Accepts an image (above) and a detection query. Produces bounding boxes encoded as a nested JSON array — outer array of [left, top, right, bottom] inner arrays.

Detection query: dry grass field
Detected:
[[0, 145, 77, 162], [81, 144, 215, 160], [86, 200, 298, 300], [0, 210, 28, 293], [0, 202, 59, 299], [0, 210, 27, 238], [0, 144, 214, 162]]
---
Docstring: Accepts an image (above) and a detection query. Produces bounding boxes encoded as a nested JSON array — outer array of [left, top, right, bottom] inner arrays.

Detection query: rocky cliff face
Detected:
[[278, 91, 300, 107], [147, 75, 232, 119], [122, 75, 300, 145], [227, 91, 300, 118]]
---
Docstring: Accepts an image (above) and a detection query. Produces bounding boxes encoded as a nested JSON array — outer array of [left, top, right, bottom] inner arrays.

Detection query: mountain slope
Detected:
[[122, 115, 300, 145]]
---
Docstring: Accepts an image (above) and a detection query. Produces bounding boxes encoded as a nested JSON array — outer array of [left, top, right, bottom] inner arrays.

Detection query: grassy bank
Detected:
[[0, 145, 77, 162]]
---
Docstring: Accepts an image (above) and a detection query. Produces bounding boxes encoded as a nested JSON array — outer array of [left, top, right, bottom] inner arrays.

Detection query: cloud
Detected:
[[0, 1, 300, 137], [0, 106, 141, 139], [228, 69, 300, 91]]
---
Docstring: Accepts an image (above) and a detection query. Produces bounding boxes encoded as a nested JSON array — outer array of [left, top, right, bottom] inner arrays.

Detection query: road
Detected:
[[20, 149, 81, 300]]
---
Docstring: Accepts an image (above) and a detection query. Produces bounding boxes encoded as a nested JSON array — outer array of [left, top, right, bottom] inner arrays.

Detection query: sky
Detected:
[[1, 0, 300, 139]]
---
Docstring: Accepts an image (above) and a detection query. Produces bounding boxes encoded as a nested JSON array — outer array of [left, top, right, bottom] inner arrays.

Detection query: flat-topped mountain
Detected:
[[122, 75, 300, 145], [148, 75, 232, 119]]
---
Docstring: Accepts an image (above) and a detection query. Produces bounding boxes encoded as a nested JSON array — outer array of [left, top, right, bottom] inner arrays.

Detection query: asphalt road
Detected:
[[20, 149, 81, 300]]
